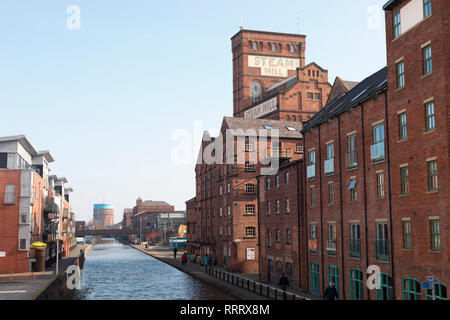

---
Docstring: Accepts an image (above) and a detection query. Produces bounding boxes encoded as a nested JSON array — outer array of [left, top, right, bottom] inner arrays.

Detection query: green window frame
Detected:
[[423, 45, 432, 75], [423, 0, 432, 18], [310, 263, 320, 296], [426, 283, 447, 300], [350, 269, 363, 300], [327, 265, 339, 294], [402, 277, 421, 300], [376, 273, 394, 300], [396, 61, 405, 88]]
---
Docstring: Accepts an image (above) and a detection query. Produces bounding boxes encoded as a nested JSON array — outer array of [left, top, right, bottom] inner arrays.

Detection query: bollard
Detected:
[[275, 289, 277, 300]]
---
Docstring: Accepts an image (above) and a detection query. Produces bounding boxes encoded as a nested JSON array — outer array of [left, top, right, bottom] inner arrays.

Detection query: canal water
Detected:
[[77, 240, 234, 300]]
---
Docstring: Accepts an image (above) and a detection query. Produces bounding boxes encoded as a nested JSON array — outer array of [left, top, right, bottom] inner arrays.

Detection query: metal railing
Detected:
[[204, 266, 309, 300], [307, 164, 315, 179], [375, 239, 389, 261], [370, 142, 385, 161], [324, 158, 334, 174], [350, 239, 361, 258]]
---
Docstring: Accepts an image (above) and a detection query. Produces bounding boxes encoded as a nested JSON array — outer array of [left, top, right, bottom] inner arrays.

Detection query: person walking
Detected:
[[185, 252, 190, 264], [173, 247, 178, 259], [323, 282, 339, 300], [181, 252, 187, 265], [279, 273, 289, 291], [203, 254, 209, 271]]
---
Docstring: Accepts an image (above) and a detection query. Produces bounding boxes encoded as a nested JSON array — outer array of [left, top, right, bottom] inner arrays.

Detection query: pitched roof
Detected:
[[223, 117, 303, 139], [140, 200, 172, 207], [303, 67, 387, 132]]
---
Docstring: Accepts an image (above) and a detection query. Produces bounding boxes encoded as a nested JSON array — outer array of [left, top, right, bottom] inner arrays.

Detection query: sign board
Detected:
[[0, 251, 5, 258], [246, 248, 256, 261], [426, 276, 434, 282], [244, 97, 277, 119], [248, 55, 300, 78], [422, 282, 432, 289], [160, 213, 185, 219]]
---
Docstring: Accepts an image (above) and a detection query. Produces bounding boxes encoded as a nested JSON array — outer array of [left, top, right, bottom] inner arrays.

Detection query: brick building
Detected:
[[0, 135, 75, 274], [257, 159, 306, 288]]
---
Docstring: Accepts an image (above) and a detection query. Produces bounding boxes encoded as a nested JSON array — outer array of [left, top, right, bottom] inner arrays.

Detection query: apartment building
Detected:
[[0, 135, 75, 273]]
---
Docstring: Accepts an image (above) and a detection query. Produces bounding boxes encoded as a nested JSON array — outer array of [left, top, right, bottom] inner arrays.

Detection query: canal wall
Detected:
[[129, 244, 270, 300], [34, 243, 94, 300]]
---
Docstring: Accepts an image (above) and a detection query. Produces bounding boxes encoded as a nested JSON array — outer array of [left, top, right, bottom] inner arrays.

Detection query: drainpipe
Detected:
[[318, 126, 325, 295], [257, 174, 261, 281], [384, 91, 395, 299], [296, 160, 302, 289], [359, 102, 370, 300], [303, 132, 310, 293], [337, 116, 346, 299]]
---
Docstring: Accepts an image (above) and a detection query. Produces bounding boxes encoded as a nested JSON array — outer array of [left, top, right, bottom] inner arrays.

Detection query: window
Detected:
[[377, 173, 385, 199], [423, 45, 432, 75], [309, 224, 318, 254], [376, 222, 389, 261], [285, 172, 290, 184], [349, 179, 357, 201], [266, 178, 271, 190], [403, 220, 411, 249], [329, 183, 334, 205], [4, 184, 15, 204], [401, 166, 409, 195], [425, 101, 435, 131], [295, 143, 303, 154], [227, 183, 231, 193], [350, 223, 361, 258], [310, 263, 320, 296], [315, 93, 321, 100], [245, 140, 255, 152], [309, 150, 316, 166], [277, 261, 283, 282], [266, 201, 271, 216], [328, 265, 339, 294], [219, 207, 222, 216], [250, 82, 262, 104], [285, 198, 290, 213], [267, 229, 272, 248], [245, 204, 255, 215], [19, 239, 27, 250], [275, 200, 280, 215], [393, 12, 401, 38], [347, 133, 357, 168], [286, 229, 291, 243], [219, 186, 222, 195], [311, 186, 316, 207], [307, 92, 313, 99], [326, 143, 334, 160], [376, 273, 394, 300], [271, 43, 277, 52], [275, 228, 281, 242], [424, 0, 432, 18], [430, 219, 440, 251], [427, 160, 438, 191], [245, 161, 256, 172], [397, 61, 405, 88], [286, 263, 293, 285], [245, 227, 256, 237], [268, 259, 273, 280], [327, 224, 337, 256], [275, 175, 279, 187], [350, 269, 363, 300], [371, 123, 385, 161], [402, 278, 421, 300], [227, 206, 231, 216], [252, 41, 258, 50], [398, 112, 407, 140], [245, 183, 255, 193], [426, 283, 447, 300], [290, 44, 295, 53]]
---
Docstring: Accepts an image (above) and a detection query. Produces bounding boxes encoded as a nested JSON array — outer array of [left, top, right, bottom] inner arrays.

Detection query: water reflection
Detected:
[[79, 240, 234, 300]]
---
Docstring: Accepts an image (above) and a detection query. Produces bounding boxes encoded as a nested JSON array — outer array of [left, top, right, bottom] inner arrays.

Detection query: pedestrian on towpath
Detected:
[[279, 273, 289, 291], [324, 282, 339, 300], [203, 254, 209, 271], [173, 247, 178, 259], [185, 252, 190, 264]]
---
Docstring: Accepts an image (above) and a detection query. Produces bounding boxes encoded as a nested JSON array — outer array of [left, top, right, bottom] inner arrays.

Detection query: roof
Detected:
[[140, 200, 172, 207], [135, 210, 186, 217], [383, 0, 404, 10], [185, 197, 196, 204], [344, 80, 360, 90], [0, 135, 38, 156], [36, 150, 55, 163], [49, 175, 68, 183], [93, 204, 114, 210], [223, 117, 303, 139], [231, 29, 306, 40], [123, 208, 133, 213], [303, 67, 388, 132]]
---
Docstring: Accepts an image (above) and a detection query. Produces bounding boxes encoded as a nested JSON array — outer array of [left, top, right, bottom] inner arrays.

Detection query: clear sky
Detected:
[[0, 0, 387, 223]]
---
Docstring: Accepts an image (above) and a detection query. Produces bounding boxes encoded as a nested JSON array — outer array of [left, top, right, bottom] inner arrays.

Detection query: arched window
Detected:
[[290, 44, 295, 53], [402, 278, 421, 300], [272, 43, 277, 52], [350, 269, 364, 300], [252, 41, 258, 50], [328, 265, 339, 294], [376, 273, 394, 300], [286, 44, 290, 51], [259, 42, 263, 50], [292, 115, 296, 121], [278, 43, 282, 52], [286, 115, 291, 121], [250, 81, 262, 104]]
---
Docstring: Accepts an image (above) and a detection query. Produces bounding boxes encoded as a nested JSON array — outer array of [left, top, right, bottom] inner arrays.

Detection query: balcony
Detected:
[[307, 164, 315, 179], [327, 239, 337, 256], [4, 192, 16, 205], [324, 158, 334, 174], [375, 239, 389, 261], [350, 239, 361, 258], [370, 142, 385, 161], [347, 150, 358, 168]]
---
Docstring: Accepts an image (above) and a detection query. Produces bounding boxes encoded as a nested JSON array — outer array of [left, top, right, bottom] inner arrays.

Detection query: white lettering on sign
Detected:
[[244, 97, 277, 119], [248, 55, 300, 77], [246, 248, 256, 261]]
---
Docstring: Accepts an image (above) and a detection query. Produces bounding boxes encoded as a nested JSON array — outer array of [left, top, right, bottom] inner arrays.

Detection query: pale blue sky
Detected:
[[0, 0, 387, 223]]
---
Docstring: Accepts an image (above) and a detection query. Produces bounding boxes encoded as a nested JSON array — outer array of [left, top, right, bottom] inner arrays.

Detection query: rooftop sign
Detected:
[[244, 97, 277, 119], [248, 55, 300, 77]]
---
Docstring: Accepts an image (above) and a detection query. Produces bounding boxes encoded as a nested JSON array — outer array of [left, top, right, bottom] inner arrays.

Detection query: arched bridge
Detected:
[[75, 228, 137, 237]]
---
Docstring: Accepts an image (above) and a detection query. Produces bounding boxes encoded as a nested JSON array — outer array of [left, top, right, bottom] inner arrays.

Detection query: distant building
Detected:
[[75, 221, 86, 231], [122, 208, 133, 228], [93, 204, 114, 229]]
